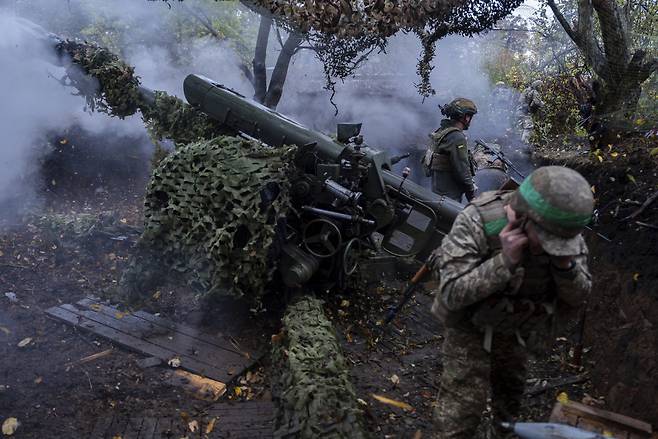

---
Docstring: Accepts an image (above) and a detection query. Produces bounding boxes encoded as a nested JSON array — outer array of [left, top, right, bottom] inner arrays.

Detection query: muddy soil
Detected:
[[536, 135, 658, 425], [1, 132, 649, 438]]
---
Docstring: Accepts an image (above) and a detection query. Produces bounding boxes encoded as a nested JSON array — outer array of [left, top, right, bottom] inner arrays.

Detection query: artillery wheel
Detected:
[[342, 238, 362, 276], [302, 219, 342, 258]]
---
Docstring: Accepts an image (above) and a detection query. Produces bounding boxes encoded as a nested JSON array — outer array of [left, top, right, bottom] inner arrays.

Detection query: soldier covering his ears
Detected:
[[430, 166, 594, 439]]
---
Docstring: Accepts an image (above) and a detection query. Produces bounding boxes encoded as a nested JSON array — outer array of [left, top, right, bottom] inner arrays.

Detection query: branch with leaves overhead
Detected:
[[157, 0, 524, 97]]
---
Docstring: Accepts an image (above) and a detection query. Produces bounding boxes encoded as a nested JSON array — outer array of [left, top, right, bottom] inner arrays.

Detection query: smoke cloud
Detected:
[[1, 0, 525, 210]]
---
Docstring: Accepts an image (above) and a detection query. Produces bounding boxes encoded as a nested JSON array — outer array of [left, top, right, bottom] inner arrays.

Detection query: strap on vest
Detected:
[[472, 191, 512, 251]]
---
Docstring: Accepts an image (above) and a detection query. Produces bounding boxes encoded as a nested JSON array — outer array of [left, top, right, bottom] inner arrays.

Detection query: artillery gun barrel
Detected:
[[183, 74, 463, 233]]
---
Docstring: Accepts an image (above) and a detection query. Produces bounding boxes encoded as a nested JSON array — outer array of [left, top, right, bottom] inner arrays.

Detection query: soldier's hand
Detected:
[[499, 207, 528, 270]]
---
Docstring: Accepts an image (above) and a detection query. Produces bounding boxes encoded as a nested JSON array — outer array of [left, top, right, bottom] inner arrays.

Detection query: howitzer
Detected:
[[183, 74, 467, 286]]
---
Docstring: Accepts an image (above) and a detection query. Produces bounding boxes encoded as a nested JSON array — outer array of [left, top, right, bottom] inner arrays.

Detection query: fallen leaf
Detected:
[[119, 218, 127, 224], [0, 327, 10, 336], [2, 417, 19, 435], [17, 337, 32, 348], [590, 185, 596, 194], [205, 417, 218, 434], [627, 174, 637, 184], [650, 147, 658, 156], [90, 304, 102, 312], [371, 393, 413, 411], [188, 420, 199, 432], [340, 299, 350, 307], [356, 398, 368, 406], [234, 387, 242, 397], [34, 376, 43, 384], [271, 331, 284, 344], [610, 152, 619, 158], [633, 273, 640, 282], [557, 392, 569, 404], [168, 357, 181, 368], [152, 290, 161, 300], [390, 374, 400, 385], [114, 311, 128, 319]]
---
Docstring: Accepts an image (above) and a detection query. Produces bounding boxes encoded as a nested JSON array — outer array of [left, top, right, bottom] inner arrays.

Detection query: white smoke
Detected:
[[0, 15, 149, 211], [0, 0, 526, 206]]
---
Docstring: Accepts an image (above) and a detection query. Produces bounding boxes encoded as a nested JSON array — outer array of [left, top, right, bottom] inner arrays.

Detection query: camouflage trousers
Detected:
[[433, 324, 527, 439]]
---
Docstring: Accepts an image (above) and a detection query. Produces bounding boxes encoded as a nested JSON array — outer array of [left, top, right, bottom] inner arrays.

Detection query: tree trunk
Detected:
[[263, 32, 303, 109], [252, 16, 272, 104], [547, 0, 657, 118]]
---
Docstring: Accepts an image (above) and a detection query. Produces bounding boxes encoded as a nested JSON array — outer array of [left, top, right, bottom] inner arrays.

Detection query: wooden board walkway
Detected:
[[46, 297, 258, 383], [551, 401, 654, 439], [88, 401, 274, 438]]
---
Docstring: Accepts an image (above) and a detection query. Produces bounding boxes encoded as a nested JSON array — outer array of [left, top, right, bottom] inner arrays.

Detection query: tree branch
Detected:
[[592, 0, 632, 74], [264, 32, 302, 109], [253, 15, 272, 103], [546, 0, 579, 43]]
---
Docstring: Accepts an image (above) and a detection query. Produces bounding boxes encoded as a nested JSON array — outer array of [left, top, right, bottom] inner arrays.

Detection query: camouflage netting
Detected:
[[240, 0, 524, 96], [56, 40, 226, 145], [272, 295, 366, 439], [120, 135, 295, 302], [142, 92, 227, 145]]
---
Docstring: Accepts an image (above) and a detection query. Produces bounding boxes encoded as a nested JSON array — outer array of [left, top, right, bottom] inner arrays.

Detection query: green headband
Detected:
[[519, 177, 591, 228]]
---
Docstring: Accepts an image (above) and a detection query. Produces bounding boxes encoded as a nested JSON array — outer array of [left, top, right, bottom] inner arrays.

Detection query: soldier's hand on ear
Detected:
[[499, 207, 528, 270]]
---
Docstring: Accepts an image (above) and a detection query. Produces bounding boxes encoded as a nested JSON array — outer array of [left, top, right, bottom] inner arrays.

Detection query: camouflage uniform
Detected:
[[428, 119, 476, 202], [431, 167, 593, 439], [518, 80, 545, 143]]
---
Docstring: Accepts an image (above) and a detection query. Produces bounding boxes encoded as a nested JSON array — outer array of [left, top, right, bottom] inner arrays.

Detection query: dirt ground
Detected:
[[1, 132, 655, 438], [536, 135, 658, 426]]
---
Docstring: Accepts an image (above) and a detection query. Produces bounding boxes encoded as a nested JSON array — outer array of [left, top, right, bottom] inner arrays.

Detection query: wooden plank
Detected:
[[106, 415, 127, 439], [137, 418, 157, 439], [88, 416, 112, 439], [89, 403, 274, 439], [551, 403, 648, 439], [55, 303, 246, 381], [152, 418, 173, 439], [45, 306, 231, 383], [74, 300, 248, 368], [123, 418, 144, 439], [562, 401, 652, 436], [576, 415, 631, 439], [80, 298, 254, 359]]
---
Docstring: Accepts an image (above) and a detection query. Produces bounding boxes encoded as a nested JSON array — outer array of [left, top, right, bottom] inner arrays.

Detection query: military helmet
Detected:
[[442, 97, 478, 119], [510, 166, 594, 256]]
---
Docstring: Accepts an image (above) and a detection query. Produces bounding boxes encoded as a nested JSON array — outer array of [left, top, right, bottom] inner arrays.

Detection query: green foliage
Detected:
[[533, 75, 583, 138]]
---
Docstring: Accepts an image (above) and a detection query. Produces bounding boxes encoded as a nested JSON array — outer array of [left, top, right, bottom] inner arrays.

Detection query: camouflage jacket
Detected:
[[431, 191, 591, 346], [521, 88, 545, 115], [429, 119, 474, 193]]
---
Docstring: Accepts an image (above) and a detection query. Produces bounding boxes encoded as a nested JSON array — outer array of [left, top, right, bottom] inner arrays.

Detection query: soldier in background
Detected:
[[430, 166, 593, 439], [422, 98, 478, 202], [518, 80, 545, 143]]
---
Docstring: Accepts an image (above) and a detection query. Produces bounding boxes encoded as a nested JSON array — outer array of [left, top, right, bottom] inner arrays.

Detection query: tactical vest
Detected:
[[422, 126, 461, 175], [437, 190, 557, 352]]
